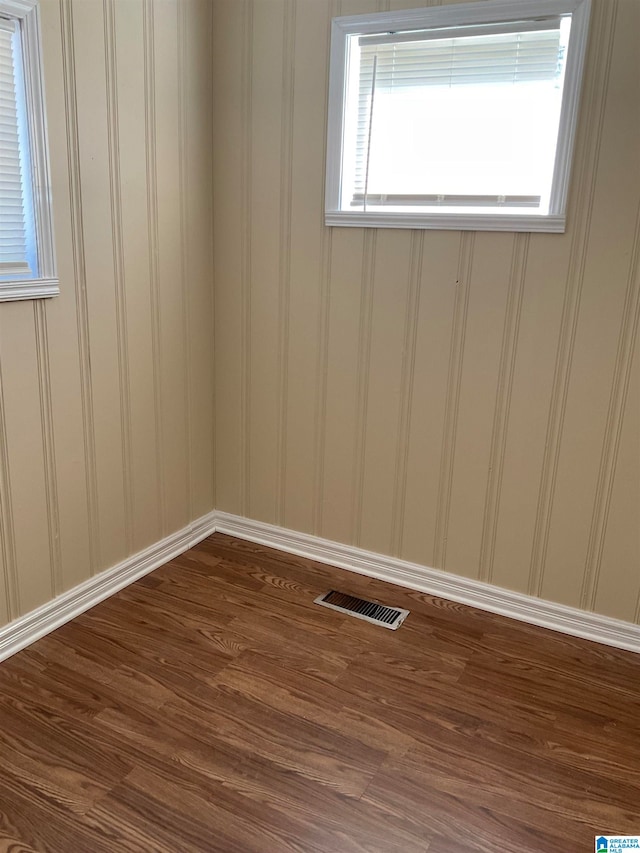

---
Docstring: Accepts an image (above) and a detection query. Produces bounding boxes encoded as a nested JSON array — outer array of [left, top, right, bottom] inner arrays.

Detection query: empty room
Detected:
[[0, 0, 638, 850]]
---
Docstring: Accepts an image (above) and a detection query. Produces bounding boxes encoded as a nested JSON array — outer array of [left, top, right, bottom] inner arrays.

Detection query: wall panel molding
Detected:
[[582, 199, 640, 610], [213, 0, 638, 627], [33, 302, 63, 597], [103, 0, 134, 553], [433, 231, 474, 568], [478, 233, 529, 583], [142, 0, 166, 536], [60, 0, 100, 574], [528, 0, 619, 598], [240, 0, 254, 517], [311, 0, 338, 537], [0, 357, 19, 620], [352, 229, 377, 546], [178, 0, 193, 526], [275, 0, 296, 525], [390, 231, 423, 557], [0, 0, 214, 629]]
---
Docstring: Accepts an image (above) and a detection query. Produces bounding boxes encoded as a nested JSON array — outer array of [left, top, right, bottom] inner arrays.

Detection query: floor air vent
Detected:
[[314, 590, 409, 630]]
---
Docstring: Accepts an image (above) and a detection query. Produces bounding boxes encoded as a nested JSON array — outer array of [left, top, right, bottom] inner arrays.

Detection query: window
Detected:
[[325, 0, 591, 232], [0, 0, 56, 301]]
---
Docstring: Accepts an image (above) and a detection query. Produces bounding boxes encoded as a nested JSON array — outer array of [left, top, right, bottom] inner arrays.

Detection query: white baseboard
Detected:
[[1, 507, 638, 661], [0, 511, 217, 663], [213, 511, 640, 654]]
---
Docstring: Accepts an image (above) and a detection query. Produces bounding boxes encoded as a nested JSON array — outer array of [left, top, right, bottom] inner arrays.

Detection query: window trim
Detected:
[[325, 0, 592, 233], [0, 0, 57, 301]]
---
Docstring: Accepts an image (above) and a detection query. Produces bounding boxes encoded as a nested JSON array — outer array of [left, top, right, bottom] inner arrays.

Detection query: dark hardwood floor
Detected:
[[0, 533, 639, 852]]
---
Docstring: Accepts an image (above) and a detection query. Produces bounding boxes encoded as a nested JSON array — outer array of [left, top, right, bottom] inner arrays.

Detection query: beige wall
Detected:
[[0, 0, 214, 628], [213, 0, 640, 623], [1, 0, 637, 634]]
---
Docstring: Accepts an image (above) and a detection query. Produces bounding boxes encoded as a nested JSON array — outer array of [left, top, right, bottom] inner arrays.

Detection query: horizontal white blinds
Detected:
[[358, 21, 563, 89], [353, 19, 564, 204], [0, 17, 31, 277]]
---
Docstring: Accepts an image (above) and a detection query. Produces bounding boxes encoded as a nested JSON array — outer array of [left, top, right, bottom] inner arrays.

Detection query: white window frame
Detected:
[[0, 0, 57, 301], [325, 0, 591, 233]]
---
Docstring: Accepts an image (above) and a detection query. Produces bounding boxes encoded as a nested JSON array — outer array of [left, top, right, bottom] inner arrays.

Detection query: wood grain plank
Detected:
[[0, 533, 639, 852]]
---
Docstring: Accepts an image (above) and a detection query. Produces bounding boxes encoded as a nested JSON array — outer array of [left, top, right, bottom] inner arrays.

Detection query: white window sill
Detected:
[[325, 211, 566, 233], [0, 278, 60, 303]]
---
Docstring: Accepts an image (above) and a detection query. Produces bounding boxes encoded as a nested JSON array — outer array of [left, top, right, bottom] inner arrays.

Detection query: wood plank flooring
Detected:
[[0, 533, 639, 852]]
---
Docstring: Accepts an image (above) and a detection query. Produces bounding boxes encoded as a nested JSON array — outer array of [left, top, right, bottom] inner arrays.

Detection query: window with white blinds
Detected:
[[325, 0, 592, 232], [0, 17, 37, 279], [0, 0, 57, 301]]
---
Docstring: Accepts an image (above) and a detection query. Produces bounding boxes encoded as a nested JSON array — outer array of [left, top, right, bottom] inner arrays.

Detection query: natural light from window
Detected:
[[0, 0, 57, 301], [341, 19, 571, 217], [325, 0, 591, 232], [0, 17, 38, 281]]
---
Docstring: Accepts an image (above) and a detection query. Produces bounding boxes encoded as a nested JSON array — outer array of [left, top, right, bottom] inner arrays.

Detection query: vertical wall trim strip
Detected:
[[0, 352, 19, 618], [33, 302, 62, 598], [390, 230, 424, 557], [313, 229, 332, 537], [582, 199, 640, 611], [276, 0, 296, 526], [352, 229, 377, 546], [312, 0, 338, 538], [60, 0, 100, 574], [528, 0, 618, 598], [636, 556, 640, 625], [178, 0, 193, 524], [478, 233, 529, 583], [142, 0, 165, 537], [240, 0, 254, 517], [103, 0, 133, 554], [433, 231, 475, 569], [210, 0, 217, 510]]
